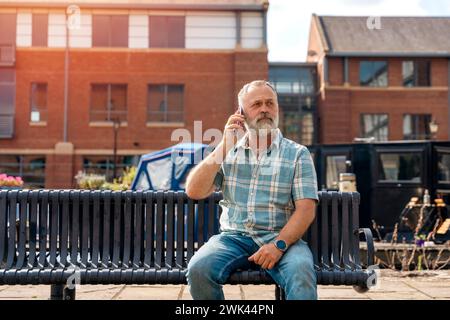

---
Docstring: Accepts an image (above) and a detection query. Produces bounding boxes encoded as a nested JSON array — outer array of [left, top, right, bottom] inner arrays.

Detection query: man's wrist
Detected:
[[273, 238, 288, 253]]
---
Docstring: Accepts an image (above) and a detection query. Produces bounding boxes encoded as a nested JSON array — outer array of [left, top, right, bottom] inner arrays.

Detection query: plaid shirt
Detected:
[[213, 128, 319, 247]]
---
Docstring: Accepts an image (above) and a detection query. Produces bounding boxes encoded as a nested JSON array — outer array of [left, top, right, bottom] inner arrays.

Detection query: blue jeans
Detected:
[[186, 232, 317, 300]]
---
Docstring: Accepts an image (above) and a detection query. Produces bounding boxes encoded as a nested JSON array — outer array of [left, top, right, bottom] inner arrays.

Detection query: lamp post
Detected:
[[429, 119, 438, 141]]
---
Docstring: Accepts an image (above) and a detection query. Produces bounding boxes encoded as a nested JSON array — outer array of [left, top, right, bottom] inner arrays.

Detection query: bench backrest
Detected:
[[0, 190, 362, 271]]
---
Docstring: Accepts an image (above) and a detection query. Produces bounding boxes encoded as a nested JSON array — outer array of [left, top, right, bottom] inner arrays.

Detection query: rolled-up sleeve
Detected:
[[291, 147, 319, 202]]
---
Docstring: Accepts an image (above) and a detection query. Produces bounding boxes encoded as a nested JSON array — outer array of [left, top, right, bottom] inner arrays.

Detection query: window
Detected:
[[360, 114, 389, 141], [403, 114, 431, 140], [149, 16, 185, 48], [90, 84, 127, 122], [0, 14, 16, 45], [437, 152, 450, 184], [403, 60, 430, 87], [83, 155, 139, 182], [326, 155, 348, 189], [378, 153, 421, 183], [359, 61, 388, 86], [0, 155, 46, 188], [30, 83, 47, 122], [32, 14, 48, 47], [92, 15, 128, 47], [0, 68, 15, 138], [148, 84, 184, 123]]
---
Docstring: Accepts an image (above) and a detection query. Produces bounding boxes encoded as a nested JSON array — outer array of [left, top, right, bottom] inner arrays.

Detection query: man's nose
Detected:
[[260, 103, 270, 113]]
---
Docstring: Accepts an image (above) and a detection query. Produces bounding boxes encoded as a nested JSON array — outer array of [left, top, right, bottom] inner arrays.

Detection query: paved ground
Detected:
[[0, 270, 449, 300]]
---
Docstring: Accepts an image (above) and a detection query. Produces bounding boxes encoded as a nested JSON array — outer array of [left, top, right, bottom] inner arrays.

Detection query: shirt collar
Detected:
[[235, 128, 283, 152]]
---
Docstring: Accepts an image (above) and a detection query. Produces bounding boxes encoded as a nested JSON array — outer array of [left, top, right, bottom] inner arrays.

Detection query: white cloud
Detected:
[[268, 0, 447, 62]]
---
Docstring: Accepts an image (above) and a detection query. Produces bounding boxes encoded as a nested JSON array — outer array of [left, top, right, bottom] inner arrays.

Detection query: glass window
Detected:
[[360, 114, 389, 141], [403, 60, 430, 87], [378, 153, 421, 182], [30, 83, 47, 122], [83, 155, 138, 182], [326, 155, 348, 189], [92, 15, 128, 47], [269, 66, 316, 95], [0, 68, 15, 138], [0, 155, 45, 188], [32, 14, 48, 47], [149, 16, 185, 48], [438, 153, 450, 184], [0, 14, 16, 44], [146, 157, 173, 190], [148, 84, 184, 122], [359, 61, 388, 87], [90, 84, 127, 122], [403, 114, 431, 140]]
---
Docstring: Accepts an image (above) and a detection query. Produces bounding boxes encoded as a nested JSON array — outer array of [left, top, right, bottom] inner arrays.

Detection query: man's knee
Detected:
[[187, 253, 220, 284]]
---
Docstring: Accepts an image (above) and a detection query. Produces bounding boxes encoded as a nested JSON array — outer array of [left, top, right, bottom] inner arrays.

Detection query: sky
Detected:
[[267, 0, 450, 62]]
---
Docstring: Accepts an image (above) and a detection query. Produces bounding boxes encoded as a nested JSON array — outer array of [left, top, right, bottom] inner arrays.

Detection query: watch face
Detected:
[[276, 240, 287, 251]]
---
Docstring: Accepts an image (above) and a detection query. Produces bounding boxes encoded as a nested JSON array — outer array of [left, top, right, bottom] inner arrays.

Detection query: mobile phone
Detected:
[[237, 105, 246, 130]]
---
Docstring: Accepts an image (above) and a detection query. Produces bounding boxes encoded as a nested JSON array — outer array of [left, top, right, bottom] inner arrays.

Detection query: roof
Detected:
[[315, 15, 450, 57]]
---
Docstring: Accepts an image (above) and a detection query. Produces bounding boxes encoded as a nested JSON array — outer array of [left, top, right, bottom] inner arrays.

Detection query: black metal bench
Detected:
[[0, 189, 375, 300]]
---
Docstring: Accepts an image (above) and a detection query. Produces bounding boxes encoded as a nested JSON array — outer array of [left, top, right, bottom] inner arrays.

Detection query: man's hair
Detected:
[[237, 80, 277, 107]]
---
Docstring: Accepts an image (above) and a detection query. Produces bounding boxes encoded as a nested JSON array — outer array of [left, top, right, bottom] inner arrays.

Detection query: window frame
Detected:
[[359, 60, 389, 87]]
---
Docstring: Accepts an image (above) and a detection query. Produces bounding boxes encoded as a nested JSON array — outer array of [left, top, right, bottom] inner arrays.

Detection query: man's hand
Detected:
[[248, 243, 283, 270]]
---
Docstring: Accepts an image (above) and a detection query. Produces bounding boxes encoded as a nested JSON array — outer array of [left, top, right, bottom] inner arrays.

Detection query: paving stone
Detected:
[[115, 285, 182, 300]]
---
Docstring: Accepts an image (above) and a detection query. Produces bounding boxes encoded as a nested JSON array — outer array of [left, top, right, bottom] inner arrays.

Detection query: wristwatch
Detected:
[[273, 239, 288, 253]]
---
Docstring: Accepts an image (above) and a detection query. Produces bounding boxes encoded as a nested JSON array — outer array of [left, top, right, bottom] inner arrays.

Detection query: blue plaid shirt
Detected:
[[213, 129, 319, 246]]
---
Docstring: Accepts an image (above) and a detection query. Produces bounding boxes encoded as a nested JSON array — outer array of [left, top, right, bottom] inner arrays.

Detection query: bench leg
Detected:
[[274, 285, 286, 300], [50, 284, 76, 300], [50, 284, 64, 300]]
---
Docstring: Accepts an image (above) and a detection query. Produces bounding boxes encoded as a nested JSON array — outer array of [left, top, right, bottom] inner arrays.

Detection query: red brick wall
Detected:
[[319, 57, 449, 144], [1, 48, 268, 188]]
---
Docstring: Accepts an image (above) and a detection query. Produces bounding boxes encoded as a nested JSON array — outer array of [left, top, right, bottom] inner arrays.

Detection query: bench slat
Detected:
[[341, 193, 351, 269], [70, 191, 80, 266], [133, 191, 143, 268], [144, 192, 154, 268], [197, 199, 205, 247], [123, 191, 133, 268], [165, 191, 175, 268], [320, 192, 330, 269], [101, 190, 112, 267], [155, 191, 165, 269], [112, 192, 122, 268], [0, 191, 7, 266], [207, 194, 216, 239], [81, 191, 90, 268], [48, 191, 59, 268], [351, 193, 361, 269], [175, 191, 185, 268], [38, 191, 49, 268], [27, 191, 39, 268], [6, 191, 18, 269], [16, 191, 28, 269], [331, 192, 340, 269], [60, 190, 70, 267], [186, 197, 195, 262], [91, 191, 101, 268]]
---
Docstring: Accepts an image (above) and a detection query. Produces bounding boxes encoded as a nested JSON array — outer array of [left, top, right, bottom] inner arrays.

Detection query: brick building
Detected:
[[307, 15, 450, 144], [0, 0, 269, 188]]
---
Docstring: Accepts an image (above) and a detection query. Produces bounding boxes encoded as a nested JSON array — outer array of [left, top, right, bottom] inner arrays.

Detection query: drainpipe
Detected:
[[63, 12, 69, 142]]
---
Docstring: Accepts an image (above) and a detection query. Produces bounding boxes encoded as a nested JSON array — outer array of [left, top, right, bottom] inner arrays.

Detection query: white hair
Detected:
[[237, 80, 277, 108]]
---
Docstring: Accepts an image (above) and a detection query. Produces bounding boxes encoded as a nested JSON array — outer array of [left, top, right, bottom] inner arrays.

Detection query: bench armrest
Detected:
[[356, 228, 375, 267]]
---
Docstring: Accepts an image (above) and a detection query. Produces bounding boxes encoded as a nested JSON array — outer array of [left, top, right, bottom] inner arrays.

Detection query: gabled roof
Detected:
[[315, 15, 450, 57]]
